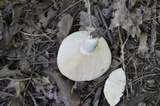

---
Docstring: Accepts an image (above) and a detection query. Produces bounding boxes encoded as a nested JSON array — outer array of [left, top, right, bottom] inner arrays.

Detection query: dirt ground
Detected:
[[0, 0, 160, 106]]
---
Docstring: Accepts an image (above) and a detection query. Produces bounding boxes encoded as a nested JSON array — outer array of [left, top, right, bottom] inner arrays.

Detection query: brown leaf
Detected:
[[45, 71, 80, 106], [138, 33, 148, 53], [57, 14, 73, 43], [109, 0, 142, 37]]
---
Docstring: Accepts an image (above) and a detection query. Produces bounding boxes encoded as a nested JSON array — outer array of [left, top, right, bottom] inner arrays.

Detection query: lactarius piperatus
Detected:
[[103, 68, 126, 106], [57, 30, 111, 81]]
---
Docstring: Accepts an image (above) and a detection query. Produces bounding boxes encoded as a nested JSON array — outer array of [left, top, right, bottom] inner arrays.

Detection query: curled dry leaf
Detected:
[[109, 0, 142, 37], [103, 68, 126, 106]]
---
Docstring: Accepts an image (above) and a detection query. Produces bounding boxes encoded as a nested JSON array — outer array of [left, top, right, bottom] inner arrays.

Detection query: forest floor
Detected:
[[0, 0, 160, 106]]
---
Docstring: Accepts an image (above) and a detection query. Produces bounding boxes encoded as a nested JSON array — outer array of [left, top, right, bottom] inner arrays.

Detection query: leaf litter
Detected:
[[0, 0, 160, 106]]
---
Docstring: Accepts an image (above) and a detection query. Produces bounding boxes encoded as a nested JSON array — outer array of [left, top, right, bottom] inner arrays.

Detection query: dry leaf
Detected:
[[142, 6, 152, 21], [38, 56, 49, 67], [57, 14, 73, 43], [19, 59, 30, 71], [45, 71, 80, 106], [8, 97, 22, 106], [79, 11, 100, 30], [138, 33, 148, 53], [38, 9, 57, 28], [0, 3, 24, 49], [109, 0, 142, 37], [103, 68, 126, 106], [83, 0, 90, 10], [92, 87, 103, 106], [101, 0, 110, 7], [0, 67, 22, 77], [32, 76, 56, 100], [4, 80, 25, 99]]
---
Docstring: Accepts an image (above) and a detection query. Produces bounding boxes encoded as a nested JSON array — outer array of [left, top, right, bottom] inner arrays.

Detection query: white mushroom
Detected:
[[103, 68, 126, 106], [57, 30, 111, 81]]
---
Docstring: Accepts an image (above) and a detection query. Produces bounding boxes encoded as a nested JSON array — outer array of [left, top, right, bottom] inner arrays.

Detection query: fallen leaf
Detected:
[[38, 56, 49, 67], [103, 68, 126, 106], [45, 70, 80, 106], [101, 0, 110, 7], [138, 33, 148, 53], [79, 11, 100, 30], [82, 98, 92, 106], [0, 67, 22, 77], [8, 97, 23, 106], [19, 59, 30, 71], [142, 6, 152, 21], [0, 3, 24, 49], [92, 86, 103, 106], [0, 0, 12, 9], [109, 0, 142, 37], [4, 80, 25, 98], [32, 76, 56, 100], [38, 9, 57, 29], [57, 14, 73, 43]]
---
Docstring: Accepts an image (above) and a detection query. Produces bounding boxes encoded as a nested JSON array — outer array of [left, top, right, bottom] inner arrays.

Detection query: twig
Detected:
[[30, 21, 54, 42], [96, 5, 113, 43], [118, 27, 129, 71], [55, 0, 83, 19], [118, 27, 129, 100], [7, 41, 56, 60], [38, 3, 56, 20], [132, 73, 158, 84], [19, 31, 53, 37], [28, 91, 38, 106]]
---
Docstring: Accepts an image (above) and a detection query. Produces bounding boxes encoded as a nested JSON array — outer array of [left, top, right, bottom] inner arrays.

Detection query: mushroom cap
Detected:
[[103, 68, 126, 106], [57, 30, 111, 81]]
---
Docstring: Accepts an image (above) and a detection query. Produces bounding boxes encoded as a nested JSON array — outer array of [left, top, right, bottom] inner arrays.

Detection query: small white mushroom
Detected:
[[103, 68, 126, 106], [57, 30, 111, 81]]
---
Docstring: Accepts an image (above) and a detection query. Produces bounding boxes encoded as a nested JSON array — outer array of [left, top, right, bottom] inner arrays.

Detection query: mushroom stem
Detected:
[[80, 36, 99, 55]]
